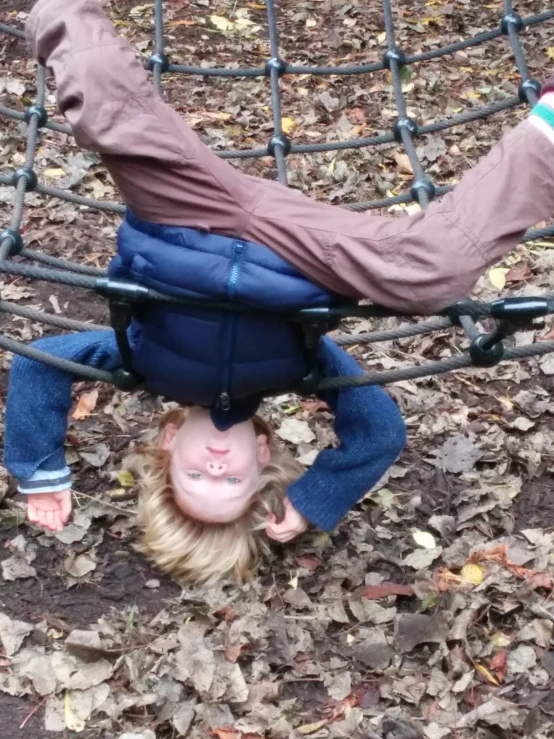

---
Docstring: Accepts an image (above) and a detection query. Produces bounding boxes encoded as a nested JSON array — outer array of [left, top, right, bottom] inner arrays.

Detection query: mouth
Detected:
[[207, 447, 229, 455]]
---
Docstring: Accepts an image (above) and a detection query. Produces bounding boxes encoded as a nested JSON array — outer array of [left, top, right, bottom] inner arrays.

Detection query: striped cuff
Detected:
[[530, 102, 554, 130], [18, 466, 71, 494]]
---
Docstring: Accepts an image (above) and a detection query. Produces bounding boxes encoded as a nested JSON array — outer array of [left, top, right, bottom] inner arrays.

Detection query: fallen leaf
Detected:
[[1, 557, 36, 581], [475, 663, 500, 686], [297, 719, 331, 735], [460, 563, 485, 586], [117, 469, 136, 487], [64, 691, 86, 732], [64, 552, 97, 578], [72, 390, 99, 420], [437, 434, 481, 474], [276, 418, 315, 445], [490, 649, 508, 682], [488, 267, 509, 291], [281, 117, 296, 134], [361, 582, 415, 600], [0, 613, 33, 656], [209, 14, 233, 31], [394, 151, 414, 174], [295, 555, 322, 571], [412, 530, 437, 549]]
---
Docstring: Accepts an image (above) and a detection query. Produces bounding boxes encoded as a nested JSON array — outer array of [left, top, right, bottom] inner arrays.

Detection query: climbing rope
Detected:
[[1, 0, 554, 391]]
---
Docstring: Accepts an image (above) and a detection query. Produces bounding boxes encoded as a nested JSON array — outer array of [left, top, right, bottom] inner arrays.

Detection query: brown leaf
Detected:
[[296, 555, 322, 571], [361, 582, 415, 600], [468, 544, 552, 589], [211, 730, 262, 739], [72, 389, 99, 420], [394, 151, 414, 174], [214, 605, 238, 623], [505, 263, 533, 284], [490, 650, 508, 683], [224, 643, 249, 663]]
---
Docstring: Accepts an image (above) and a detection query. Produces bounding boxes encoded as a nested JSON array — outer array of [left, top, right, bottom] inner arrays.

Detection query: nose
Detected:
[[206, 460, 227, 477]]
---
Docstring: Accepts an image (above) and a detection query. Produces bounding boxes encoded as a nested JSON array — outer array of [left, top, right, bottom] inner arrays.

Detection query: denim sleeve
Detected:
[[4, 331, 121, 482], [287, 337, 406, 531]]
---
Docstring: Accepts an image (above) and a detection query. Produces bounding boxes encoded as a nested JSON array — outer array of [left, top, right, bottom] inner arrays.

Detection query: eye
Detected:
[[227, 477, 241, 484], [187, 472, 203, 480]]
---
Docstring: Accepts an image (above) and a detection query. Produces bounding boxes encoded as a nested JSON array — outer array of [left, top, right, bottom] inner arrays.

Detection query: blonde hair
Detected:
[[133, 407, 304, 585]]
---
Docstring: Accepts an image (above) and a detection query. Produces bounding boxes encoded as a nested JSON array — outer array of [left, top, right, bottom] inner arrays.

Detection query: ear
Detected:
[[256, 434, 271, 466], [160, 422, 180, 451]]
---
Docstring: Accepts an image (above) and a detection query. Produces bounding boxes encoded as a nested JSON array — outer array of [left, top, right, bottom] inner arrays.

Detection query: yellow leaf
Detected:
[[488, 267, 509, 291], [298, 719, 330, 735], [281, 117, 296, 135], [377, 31, 387, 44], [475, 663, 500, 686], [412, 530, 437, 549], [43, 167, 66, 178], [461, 563, 485, 586], [546, 47, 554, 60], [346, 633, 356, 645], [117, 470, 136, 488], [64, 691, 87, 732], [210, 14, 233, 31], [312, 531, 331, 549], [489, 631, 512, 648], [289, 574, 299, 589], [72, 389, 99, 420]]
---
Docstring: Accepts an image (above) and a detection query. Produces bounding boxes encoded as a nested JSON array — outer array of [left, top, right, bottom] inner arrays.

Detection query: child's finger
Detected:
[[44, 510, 57, 531], [27, 505, 39, 524], [60, 496, 72, 523]]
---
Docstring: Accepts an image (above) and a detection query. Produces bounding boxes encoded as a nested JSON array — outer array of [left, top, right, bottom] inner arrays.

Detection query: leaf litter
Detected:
[[2, 0, 554, 737]]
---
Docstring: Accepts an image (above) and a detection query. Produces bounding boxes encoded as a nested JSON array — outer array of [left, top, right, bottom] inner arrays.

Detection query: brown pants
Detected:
[[27, 0, 554, 313]]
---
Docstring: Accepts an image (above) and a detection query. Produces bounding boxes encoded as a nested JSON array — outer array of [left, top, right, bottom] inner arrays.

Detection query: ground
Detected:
[[1, 0, 554, 738]]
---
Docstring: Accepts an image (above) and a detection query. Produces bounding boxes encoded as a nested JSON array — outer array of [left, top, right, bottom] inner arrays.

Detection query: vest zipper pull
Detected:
[[219, 392, 230, 411]]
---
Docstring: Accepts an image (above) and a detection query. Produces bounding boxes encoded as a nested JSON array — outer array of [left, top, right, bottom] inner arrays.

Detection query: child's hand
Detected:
[[27, 490, 72, 533], [266, 497, 308, 543]]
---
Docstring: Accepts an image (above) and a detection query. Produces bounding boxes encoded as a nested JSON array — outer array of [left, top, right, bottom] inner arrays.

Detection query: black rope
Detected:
[[1, 3, 554, 391]]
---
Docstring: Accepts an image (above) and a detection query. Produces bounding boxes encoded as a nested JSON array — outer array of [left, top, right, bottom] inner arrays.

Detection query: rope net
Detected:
[[1, 0, 554, 391]]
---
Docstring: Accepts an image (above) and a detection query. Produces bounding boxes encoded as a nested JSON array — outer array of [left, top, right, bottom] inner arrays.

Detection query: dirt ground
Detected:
[[2, 0, 554, 738]]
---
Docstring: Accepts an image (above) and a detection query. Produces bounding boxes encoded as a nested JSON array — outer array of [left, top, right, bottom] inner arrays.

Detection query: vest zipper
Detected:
[[219, 241, 244, 411]]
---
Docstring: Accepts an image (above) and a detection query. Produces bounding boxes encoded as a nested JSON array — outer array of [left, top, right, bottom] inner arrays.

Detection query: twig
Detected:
[[20, 695, 48, 729], [73, 489, 135, 515]]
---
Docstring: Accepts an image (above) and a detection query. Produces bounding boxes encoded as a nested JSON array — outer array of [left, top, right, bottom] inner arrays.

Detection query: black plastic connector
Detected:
[[410, 178, 436, 203], [469, 332, 505, 367], [393, 116, 418, 143], [112, 368, 142, 392], [0, 229, 23, 257], [383, 48, 407, 70], [268, 134, 291, 157], [265, 57, 287, 77], [147, 53, 170, 73], [95, 277, 150, 301], [11, 167, 38, 192], [501, 12, 524, 34], [490, 296, 549, 320], [24, 105, 48, 129], [518, 78, 542, 104]]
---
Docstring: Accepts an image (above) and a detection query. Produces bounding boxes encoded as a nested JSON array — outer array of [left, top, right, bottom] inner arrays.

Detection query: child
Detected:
[[4, 0, 554, 583], [4, 331, 407, 584]]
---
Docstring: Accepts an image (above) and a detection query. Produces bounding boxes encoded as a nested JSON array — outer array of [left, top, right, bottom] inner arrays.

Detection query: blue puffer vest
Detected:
[[108, 212, 341, 425]]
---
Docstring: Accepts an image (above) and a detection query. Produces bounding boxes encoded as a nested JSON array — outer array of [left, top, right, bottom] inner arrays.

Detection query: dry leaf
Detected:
[[460, 563, 485, 586], [276, 418, 315, 444], [0, 613, 33, 656], [72, 390, 99, 420], [412, 530, 437, 549], [488, 267, 509, 291], [361, 582, 415, 600], [281, 117, 296, 134]]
